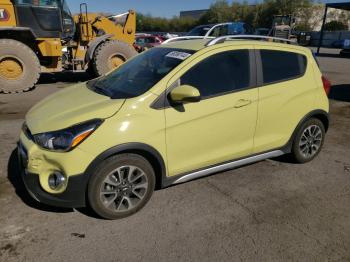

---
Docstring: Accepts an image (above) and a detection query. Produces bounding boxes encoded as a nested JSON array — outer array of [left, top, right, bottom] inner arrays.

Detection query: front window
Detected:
[[62, 0, 71, 15], [15, 0, 59, 7], [178, 50, 251, 99], [61, 0, 75, 38], [87, 48, 195, 99]]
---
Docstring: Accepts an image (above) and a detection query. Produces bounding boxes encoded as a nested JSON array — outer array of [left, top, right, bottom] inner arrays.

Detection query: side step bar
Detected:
[[172, 150, 284, 185]]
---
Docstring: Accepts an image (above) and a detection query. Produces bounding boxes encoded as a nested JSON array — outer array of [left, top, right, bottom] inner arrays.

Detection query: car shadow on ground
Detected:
[[7, 148, 73, 214], [316, 52, 349, 59], [37, 72, 93, 85], [329, 84, 350, 102]]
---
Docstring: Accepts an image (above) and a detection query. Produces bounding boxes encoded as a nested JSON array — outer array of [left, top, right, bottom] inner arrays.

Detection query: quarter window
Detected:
[[179, 50, 251, 98], [260, 50, 307, 85]]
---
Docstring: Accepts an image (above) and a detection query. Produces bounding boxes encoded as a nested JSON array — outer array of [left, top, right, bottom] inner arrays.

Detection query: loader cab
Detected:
[[272, 15, 296, 27], [12, 0, 75, 39]]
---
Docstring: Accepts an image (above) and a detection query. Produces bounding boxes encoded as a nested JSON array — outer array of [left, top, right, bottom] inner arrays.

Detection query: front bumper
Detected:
[[340, 49, 350, 55], [21, 170, 87, 208], [17, 134, 93, 208]]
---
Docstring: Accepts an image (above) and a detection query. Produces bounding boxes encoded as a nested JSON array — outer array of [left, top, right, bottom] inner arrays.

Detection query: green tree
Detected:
[[199, 0, 232, 24], [136, 0, 319, 33], [324, 20, 349, 31]]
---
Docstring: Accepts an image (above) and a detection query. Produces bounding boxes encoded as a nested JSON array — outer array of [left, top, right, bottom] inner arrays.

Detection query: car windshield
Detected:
[[187, 25, 212, 36], [15, 0, 59, 6], [228, 23, 244, 34], [87, 48, 195, 99], [136, 38, 146, 44]]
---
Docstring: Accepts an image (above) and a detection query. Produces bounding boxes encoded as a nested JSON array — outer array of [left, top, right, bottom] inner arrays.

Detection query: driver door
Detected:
[[165, 47, 258, 177]]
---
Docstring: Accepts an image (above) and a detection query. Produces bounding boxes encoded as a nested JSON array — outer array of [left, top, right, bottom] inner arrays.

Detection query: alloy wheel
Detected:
[[99, 166, 148, 212], [298, 125, 323, 159]]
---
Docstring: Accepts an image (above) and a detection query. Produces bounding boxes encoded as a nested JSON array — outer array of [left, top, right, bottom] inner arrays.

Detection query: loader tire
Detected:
[[0, 39, 40, 94], [91, 40, 137, 76], [86, 63, 98, 79]]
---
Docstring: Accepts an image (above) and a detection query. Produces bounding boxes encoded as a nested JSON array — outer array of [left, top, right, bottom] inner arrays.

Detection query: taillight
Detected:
[[322, 76, 331, 96]]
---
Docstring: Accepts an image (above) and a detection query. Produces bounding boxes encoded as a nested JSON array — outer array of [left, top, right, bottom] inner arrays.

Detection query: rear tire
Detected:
[[290, 118, 325, 163], [91, 40, 137, 76], [0, 39, 40, 93], [88, 154, 155, 220]]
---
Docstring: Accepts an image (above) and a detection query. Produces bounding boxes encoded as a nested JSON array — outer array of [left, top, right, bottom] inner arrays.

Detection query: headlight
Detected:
[[33, 119, 103, 152]]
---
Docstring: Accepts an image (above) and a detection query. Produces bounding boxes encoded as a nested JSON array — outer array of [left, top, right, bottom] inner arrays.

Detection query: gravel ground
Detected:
[[0, 49, 349, 262]]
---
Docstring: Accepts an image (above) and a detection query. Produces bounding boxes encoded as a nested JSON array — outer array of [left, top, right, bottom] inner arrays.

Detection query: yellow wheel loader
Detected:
[[0, 0, 137, 93]]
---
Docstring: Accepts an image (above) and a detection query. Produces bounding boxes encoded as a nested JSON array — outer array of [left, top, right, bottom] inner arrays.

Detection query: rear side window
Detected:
[[179, 50, 251, 98], [260, 50, 307, 85]]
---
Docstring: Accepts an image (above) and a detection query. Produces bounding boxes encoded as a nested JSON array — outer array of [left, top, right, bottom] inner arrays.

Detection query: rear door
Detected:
[[253, 46, 315, 154]]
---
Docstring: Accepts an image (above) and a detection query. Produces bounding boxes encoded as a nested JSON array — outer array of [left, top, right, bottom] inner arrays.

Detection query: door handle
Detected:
[[234, 99, 252, 108]]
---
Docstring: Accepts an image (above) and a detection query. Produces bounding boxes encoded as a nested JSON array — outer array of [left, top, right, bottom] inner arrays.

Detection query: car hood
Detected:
[[26, 83, 125, 134]]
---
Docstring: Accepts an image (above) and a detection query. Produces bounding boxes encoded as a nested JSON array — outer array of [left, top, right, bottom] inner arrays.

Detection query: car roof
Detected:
[[160, 39, 311, 53], [161, 39, 209, 51]]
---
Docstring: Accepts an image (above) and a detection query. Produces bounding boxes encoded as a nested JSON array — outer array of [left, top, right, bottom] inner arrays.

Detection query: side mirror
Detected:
[[169, 85, 201, 104]]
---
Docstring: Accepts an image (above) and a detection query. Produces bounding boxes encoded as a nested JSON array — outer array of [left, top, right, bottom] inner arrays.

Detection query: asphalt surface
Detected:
[[0, 48, 349, 262]]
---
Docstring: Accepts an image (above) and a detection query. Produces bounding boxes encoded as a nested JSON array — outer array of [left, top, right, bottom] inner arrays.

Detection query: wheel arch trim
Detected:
[[285, 109, 329, 152], [84, 143, 167, 189], [85, 34, 114, 65], [296, 109, 329, 132], [0, 27, 36, 38]]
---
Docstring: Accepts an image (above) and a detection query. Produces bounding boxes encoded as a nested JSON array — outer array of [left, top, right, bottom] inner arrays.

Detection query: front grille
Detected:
[[275, 31, 289, 39], [22, 123, 34, 141]]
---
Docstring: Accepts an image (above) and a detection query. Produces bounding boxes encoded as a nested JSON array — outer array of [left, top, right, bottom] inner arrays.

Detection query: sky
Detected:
[[68, 0, 350, 18]]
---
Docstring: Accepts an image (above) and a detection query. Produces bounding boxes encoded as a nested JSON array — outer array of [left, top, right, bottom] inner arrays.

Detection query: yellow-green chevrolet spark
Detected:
[[18, 37, 330, 219]]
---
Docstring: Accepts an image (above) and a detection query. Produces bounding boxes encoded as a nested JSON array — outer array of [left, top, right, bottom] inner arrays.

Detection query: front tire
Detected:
[[0, 39, 40, 93], [88, 154, 155, 220], [291, 118, 325, 163]]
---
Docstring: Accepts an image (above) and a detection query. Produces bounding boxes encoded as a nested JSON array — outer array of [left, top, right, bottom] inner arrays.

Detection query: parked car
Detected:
[[340, 39, 350, 57], [163, 33, 179, 39], [152, 34, 167, 42], [187, 22, 255, 37], [134, 35, 163, 52], [332, 39, 345, 48], [19, 37, 330, 220]]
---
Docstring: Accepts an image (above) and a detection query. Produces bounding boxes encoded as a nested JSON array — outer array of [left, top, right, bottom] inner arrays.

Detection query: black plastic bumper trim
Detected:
[[21, 171, 87, 208]]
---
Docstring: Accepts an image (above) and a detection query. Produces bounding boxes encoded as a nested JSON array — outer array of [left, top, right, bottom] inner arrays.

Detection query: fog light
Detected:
[[48, 172, 66, 190]]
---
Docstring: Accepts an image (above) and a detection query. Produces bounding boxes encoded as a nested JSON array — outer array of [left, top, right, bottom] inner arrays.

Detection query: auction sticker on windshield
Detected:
[[166, 51, 192, 60]]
